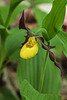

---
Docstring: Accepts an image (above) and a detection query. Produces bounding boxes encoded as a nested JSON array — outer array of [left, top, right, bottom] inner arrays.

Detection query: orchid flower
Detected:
[[19, 11, 63, 76]]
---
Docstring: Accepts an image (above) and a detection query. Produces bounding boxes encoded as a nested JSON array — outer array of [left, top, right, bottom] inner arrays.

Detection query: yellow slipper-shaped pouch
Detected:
[[20, 37, 38, 59]]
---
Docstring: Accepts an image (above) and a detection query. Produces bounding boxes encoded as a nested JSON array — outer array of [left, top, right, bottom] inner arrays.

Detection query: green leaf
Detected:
[[0, 87, 18, 100], [17, 41, 45, 90], [0, 28, 10, 41], [9, 0, 24, 13], [5, 27, 26, 58], [42, 0, 66, 41], [0, 13, 4, 25], [5, 0, 27, 27], [0, 6, 8, 25], [50, 35, 63, 58], [42, 55, 61, 94], [57, 31, 67, 57], [8, 49, 20, 62], [17, 41, 61, 94], [0, 4, 27, 26], [34, 8, 47, 26], [35, 28, 47, 34], [0, 25, 5, 29], [20, 80, 61, 100], [9, 4, 27, 25]]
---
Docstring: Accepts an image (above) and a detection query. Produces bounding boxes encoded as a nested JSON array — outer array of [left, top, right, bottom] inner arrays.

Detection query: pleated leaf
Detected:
[[20, 80, 61, 100], [57, 31, 67, 57], [17, 41, 61, 94], [42, 0, 66, 41], [42, 54, 61, 94], [50, 35, 63, 58]]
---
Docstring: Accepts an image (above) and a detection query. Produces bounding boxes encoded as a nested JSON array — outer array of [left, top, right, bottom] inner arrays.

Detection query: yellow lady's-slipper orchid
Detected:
[[20, 37, 38, 59], [19, 11, 62, 75]]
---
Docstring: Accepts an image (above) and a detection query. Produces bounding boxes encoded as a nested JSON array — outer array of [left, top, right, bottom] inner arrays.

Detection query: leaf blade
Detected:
[[20, 80, 61, 100], [17, 42, 61, 94], [42, 0, 66, 41], [57, 31, 67, 56]]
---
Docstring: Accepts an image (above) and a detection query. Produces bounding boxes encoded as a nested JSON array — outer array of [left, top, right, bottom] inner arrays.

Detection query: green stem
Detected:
[[0, 39, 5, 71], [39, 51, 48, 93], [5, 13, 11, 28], [0, 61, 8, 76]]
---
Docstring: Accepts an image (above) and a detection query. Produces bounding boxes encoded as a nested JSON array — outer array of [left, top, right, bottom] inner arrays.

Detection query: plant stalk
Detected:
[[5, 13, 11, 28], [39, 51, 48, 93], [0, 38, 5, 75]]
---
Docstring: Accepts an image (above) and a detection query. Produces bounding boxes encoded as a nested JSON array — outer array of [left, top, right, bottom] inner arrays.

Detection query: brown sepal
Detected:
[[49, 51, 63, 77], [38, 37, 55, 50], [19, 11, 28, 31], [54, 62, 64, 77], [49, 51, 55, 62]]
